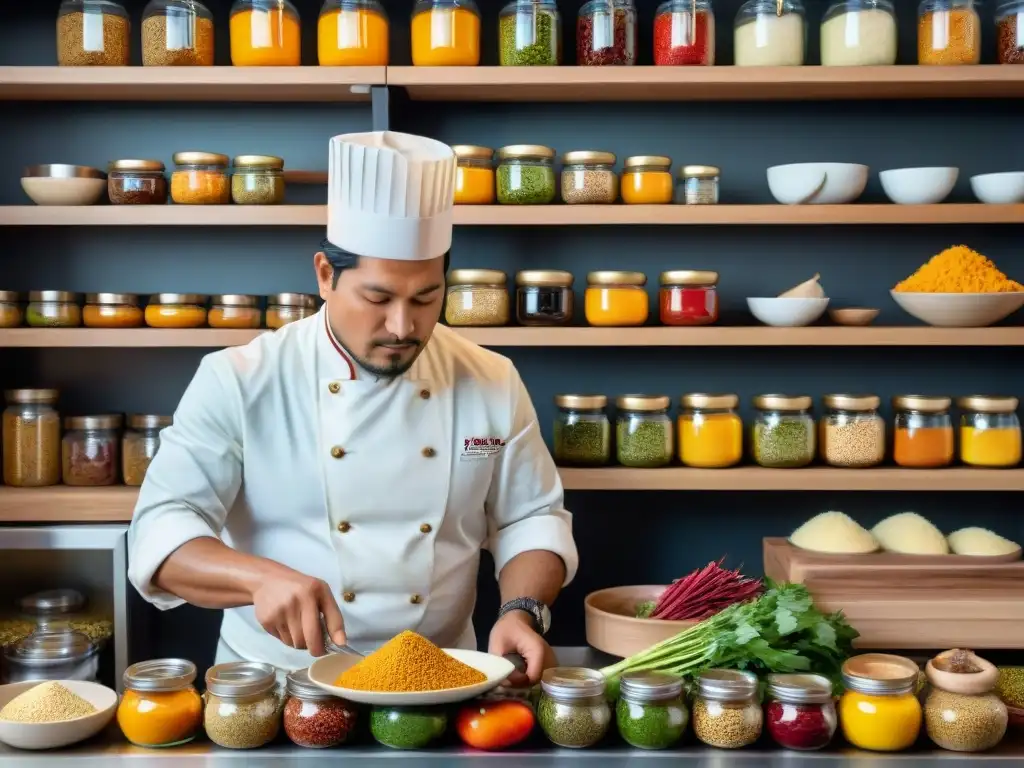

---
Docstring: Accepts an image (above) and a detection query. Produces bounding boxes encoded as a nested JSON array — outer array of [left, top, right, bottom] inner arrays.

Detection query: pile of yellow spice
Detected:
[[894, 245, 1024, 294], [334, 630, 486, 693]]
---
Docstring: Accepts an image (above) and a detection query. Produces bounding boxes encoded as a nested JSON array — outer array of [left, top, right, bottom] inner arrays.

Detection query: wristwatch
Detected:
[[498, 597, 551, 636]]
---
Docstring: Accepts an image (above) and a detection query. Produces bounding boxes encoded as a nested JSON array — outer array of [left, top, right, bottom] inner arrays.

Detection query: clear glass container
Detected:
[[123, 414, 171, 487], [585, 271, 649, 326], [171, 151, 230, 204], [266, 293, 318, 329], [370, 706, 448, 749], [57, 0, 131, 66], [538, 667, 611, 748], [616, 671, 688, 750], [232, 155, 285, 205], [2, 389, 61, 488], [283, 667, 358, 748], [820, 394, 884, 468], [445, 269, 509, 327], [411, 0, 481, 66], [621, 156, 674, 204], [118, 659, 203, 747], [204, 661, 282, 749], [822, 0, 897, 66], [734, 0, 806, 66], [919, 0, 981, 64], [496, 145, 557, 205], [499, 0, 561, 66], [26, 290, 82, 328], [83, 293, 144, 328], [142, 0, 215, 66], [924, 651, 1007, 753], [678, 393, 742, 468], [62, 414, 122, 487], [616, 395, 673, 468], [765, 673, 837, 751], [319, 0, 389, 66], [997, 0, 1024, 63], [15, 588, 112, 647], [840, 653, 922, 752], [561, 150, 619, 205], [577, 0, 638, 65], [553, 394, 610, 467], [958, 396, 1022, 468], [3, 629, 99, 684], [654, 0, 716, 65], [108, 159, 168, 205], [676, 165, 720, 205], [453, 145, 495, 205], [209, 294, 262, 329], [660, 270, 718, 326], [0, 291, 24, 328], [752, 394, 815, 468], [230, 0, 301, 66], [893, 395, 953, 468], [516, 270, 574, 326], [146, 293, 209, 328], [693, 669, 763, 749]]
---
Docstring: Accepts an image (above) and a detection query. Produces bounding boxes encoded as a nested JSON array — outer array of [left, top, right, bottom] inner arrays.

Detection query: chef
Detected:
[[127, 132, 578, 685]]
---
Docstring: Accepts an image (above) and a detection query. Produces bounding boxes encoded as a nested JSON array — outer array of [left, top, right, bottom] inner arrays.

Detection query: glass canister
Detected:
[[232, 155, 285, 205], [496, 145, 557, 205], [0, 291, 22, 328], [284, 667, 358, 748], [499, 0, 561, 66], [734, 0, 806, 66], [585, 271, 649, 326], [561, 150, 619, 205], [62, 414, 122, 487], [123, 414, 171, 486], [83, 293, 144, 328], [204, 661, 282, 749], [676, 164, 720, 205], [840, 653, 922, 752], [57, 0, 131, 66], [616, 395, 673, 468], [209, 295, 262, 329], [108, 159, 168, 205], [537, 667, 611, 748], [118, 659, 203, 748], [445, 269, 510, 327], [997, 0, 1024, 63], [659, 270, 718, 326], [958, 396, 1022, 468], [370, 706, 448, 749], [3, 629, 99, 684], [453, 145, 495, 205], [924, 649, 1008, 752], [893, 395, 953, 468], [3, 389, 61, 488], [577, 0, 638, 65], [820, 394, 885, 468], [752, 394, 815, 468], [230, 0, 301, 66], [616, 671, 688, 750], [918, 0, 981, 64], [266, 293, 318, 329], [654, 0, 716, 65], [141, 0, 215, 66], [318, 0, 389, 66], [26, 290, 82, 328], [692, 669, 763, 749], [821, 0, 897, 66], [516, 270, 574, 326], [17, 588, 113, 646], [553, 394, 610, 467], [621, 156, 674, 204], [765, 673, 837, 751], [411, 0, 481, 66], [171, 151, 230, 204], [678, 393, 742, 468], [145, 294, 209, 328]]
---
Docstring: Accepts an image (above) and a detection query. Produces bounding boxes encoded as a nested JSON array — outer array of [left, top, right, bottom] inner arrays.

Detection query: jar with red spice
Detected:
[[654, 0, 716, 65], [765, 673, 837, 752], [997, 0, 1024, 63], [577, 0, 637, 65], [283, 668, 357, 748], [659, 270, 719, 326]]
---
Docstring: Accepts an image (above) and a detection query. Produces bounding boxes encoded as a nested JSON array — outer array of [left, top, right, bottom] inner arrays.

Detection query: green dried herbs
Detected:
[[616, 696, 688, 749], [617, 419, 672, 468], [500, 8, 559, 66], [497, 163, 556, 205], [370, 706, 447, 750], [537, 695, 610, 748], [554, 419, 610, 466], [753, 420, 815, 468]]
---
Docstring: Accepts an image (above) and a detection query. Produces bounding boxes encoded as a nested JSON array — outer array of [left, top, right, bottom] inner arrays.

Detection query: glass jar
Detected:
[[499, 0, 561, 66], [142, 0, 215, 66], [538, 667, 611, 748], [516, 270, 574, 326], [578, 0, 638, 65], [621, 156, 674, 204], [453, 145, 495, 205], [230, 0, 301, 66], [284, 667, 358, 748], [83, 293, 144, 328], [171, 151, 230, 204], [496, 145, 557, 205], [561, 151, 619, 205], [267, 293, 318, 329], [232, 155, 285, 205], [411, 0, 481, 66], [62, 414, 122, 487], [840, 653, 922, 752], [616, 395, 673, 468], [123, 414, 171, 487], [26, 290, 82, 328], [654, 0, 716, 65], [821, 1, 897, 66], [678, 393, 742, 468], [318, 0, 389, 66], [820, 394, 884, 468], [997, 0, 1024, 63], [893, 395, 953, 468], [108, 159, 168, 205], [924, 650, 1007, 752], [585, 271, 649, 326], [693, 669, 763, 749], [445, 269, 509, 327], [752, 394, 815, 468], [16, 588, 112, 647], [145, 294, 209, 328], [118, 659, 203, 748], [734, 0, 806, 66], [0, 291, 24, 328], [659, 270, 718, 326], [209, 294, 262, 329], [554, 394, 611, 467], [958, 395, 1022, 468], [765, 673, 837, 751], [2, 389, 61, 488], [204, 661, 281, 749], [3, 629, 99, 684], [616, 671, 688, 750], [57, 0, 131, 66], [919, 0, 981, 64], [676, 165, 720, 205], [370, 706, 448, 749]]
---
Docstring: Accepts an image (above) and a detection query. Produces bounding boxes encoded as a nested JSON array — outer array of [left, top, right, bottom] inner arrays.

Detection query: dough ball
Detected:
[[947, 527, 1021, 557], [790, 511, 879, 554], [871, 512, 949, 555]]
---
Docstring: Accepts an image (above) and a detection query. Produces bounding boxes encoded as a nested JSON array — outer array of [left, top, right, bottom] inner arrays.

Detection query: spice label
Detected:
[[461, 436, 506, 461]]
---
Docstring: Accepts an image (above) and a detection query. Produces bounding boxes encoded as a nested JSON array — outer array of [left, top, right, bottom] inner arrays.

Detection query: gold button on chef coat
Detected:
[[328, 381, 341, 394], [421, 447, 436, 458], [420, 523, 432, 534], [338, 521, 351, 533], [331, 446, 345, 459], [420, 388, 431, 400], [343, 592, 355, 603], [410, 594, 422, 605]]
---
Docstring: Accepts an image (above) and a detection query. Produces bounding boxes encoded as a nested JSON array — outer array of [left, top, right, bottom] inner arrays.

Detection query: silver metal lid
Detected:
[[64, 414, 123, 431], [0, 291, 21, 303], [619, 671, 683, 703], [268, 293, 318, 308], [28, 290, 79, 303], [212, 294, 259, 308], [841, 653, 919, 696], [697, 669, 759, 701], [540, 667, 605, 701], [23, 164, 106, 180], [6, 629, 94, 664], [124, 659, 197, 692], [149, 293, 207, 306], [206, 661, 277, 698], [286, 667, 334, 701], [84, 293, 140, 306], [5, 389, 59, 405], [127, 414, 172, 430], [767, 673, 833, 704], [19, 588, 84, 615]]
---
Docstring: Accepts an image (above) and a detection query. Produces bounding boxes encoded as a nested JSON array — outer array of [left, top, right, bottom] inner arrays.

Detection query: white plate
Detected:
[[307, 648, 515, 706], [0, 680, 118, 750]]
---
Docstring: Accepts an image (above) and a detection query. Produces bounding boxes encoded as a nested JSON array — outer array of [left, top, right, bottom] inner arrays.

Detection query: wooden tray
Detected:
[[584, 585, 697, 659]]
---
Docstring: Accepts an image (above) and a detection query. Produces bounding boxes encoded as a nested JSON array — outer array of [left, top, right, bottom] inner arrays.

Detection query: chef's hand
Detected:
[[251, 567, 346, 657], [488, 610, 556, 687]]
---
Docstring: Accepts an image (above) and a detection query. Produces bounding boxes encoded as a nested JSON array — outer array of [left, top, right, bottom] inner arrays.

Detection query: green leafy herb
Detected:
[[635, 601, 656, 619]]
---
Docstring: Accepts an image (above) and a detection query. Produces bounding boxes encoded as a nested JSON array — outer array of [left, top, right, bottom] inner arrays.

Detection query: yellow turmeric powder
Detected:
[[334, 630, 486, 692], [894, 245, 1024, 293]]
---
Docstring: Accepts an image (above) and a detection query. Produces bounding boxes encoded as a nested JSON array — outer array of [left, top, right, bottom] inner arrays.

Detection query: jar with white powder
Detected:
[[821, 0, 897, 65], [734, 0, 806, 66]]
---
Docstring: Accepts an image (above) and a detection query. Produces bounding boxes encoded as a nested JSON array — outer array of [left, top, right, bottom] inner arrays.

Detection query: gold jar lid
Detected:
[[0, 291, 20, 303], [892, 395, 951, 413], [65, 414, 123, 430], [212, 294, 259, 307], [453, 145, 494, 161], [267, 292, 318, 309], [823, 394, 880, 411], [496, 145, 556, 161], [587, 271, 646, 287], [659, 270, 718, 287], [680, 165, 720, 179], [754, 394, 812, 411], [562, 150, 616, 166], [29, 290, 79, 303], [172, 151, 229, 167], [681, 393, 739, 410], [516, 270, 573, 288], [85, 293, 139, 306], [555, 394, 607, 410], [5, 388, 58, 404], [617, 394, 671, 412], [448, 269, 507, 286], [233, 155, 284, 170], [956, 395, 1020, 414], [109, 159, 165, 173], [624, 155, 671, 170], [149, 293, 207, 306], [128, 414, 172, 430]]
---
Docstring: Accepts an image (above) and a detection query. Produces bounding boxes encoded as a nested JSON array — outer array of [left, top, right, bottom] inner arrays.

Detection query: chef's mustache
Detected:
[[372, 337, 421, 349]]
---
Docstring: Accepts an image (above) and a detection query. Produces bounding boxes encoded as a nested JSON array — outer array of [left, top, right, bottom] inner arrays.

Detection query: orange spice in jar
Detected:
[[145, 294, 208, 329], [209, 295, 262, 329], [83, 293, 144, 328], [411, 0, 481, 66], [171, 151, 231, 205], [918, 0, 981, 64], [585, 271, 649, 326], [118, 659, 203, 747], [453, 145, 495, 205], [621, 155, 674, 205], [230, 0, 301, 66], [0, 291, 24, 328], [266, 293, 318, 329], [892, 395, 954, 468], [319, 0, 390, 65]]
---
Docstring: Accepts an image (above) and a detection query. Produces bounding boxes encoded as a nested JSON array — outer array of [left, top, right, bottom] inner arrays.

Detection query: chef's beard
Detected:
[[347, 338, 424, 378]]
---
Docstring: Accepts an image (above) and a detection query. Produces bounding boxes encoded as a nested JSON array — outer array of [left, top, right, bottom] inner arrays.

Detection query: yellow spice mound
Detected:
[[894, 245, 1024, 293], [335, 630, 486, 693], [0, 681, 97, 724]]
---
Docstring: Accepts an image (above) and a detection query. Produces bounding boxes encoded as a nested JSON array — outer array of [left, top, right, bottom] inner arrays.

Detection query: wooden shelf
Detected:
[[0, 486, 137, 523]]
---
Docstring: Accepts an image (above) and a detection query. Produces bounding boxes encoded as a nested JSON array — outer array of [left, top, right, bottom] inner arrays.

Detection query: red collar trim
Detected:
[[324, 312, 356, 380]]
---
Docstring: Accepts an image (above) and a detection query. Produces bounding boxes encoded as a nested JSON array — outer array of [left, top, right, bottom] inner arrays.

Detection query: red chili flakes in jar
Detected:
[[764, 673, 837, 752], [997, 4, 1024, 64], [283, 668, 358, 749], [654, 0, 715, 65], [577, 0, 637, 66], [659, 270, 719, 326]]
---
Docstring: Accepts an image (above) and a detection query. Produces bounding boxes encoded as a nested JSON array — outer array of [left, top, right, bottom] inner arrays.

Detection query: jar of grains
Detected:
[[561, 151, 619, 205], [141, 0, 215, 66], [585, 271, 649, 326], [537, 667, 611, 748], [171, 151, 231, 204], [820, 394, 885, 468], [411, 0, 481, 66], [676, 164, 720, 205], [204, 661, 282, 749], [266, 293, 318, 329], [4, 629, 100, 685], [654, 0, 716, 65], [616, 671, 688, 750], [118, 659, 204, 748], [839, 653, 922, 752], [499, 0, 561, 66], [752, 394, 815, 468], [318, 0, 389, 66], [62, 414, 122, 487], [678, 393, 743, 468], [209, 294, 262, 329], [692, 669, 763, 749], [232, 155, 285, 205], [370, 706, 448, 749], [577, 0, 638, 65], [958, 395, 1022, 468], [734, 0, 806, 66], [553, 394, 611, 467], [621, 156, 674, 204], [3, 389, 61, 488], [83, 293, 144, 329], [821, 0, 897, 66], [616, 395, 673, 468], [453, 145, 495, 205], [230, 0, 301, 66], [893, 395, 954, 468], [57, 0, 131, 66], [108, 160, 168, 205], [283, 667, 358, 748], [997, 0, 1024, 63], [516, 270, 574, 326], [660, 270, 718, 325], [923, 649, 1008, 753], [123, 414, 171, 486], [0, 291, 24, 328], [765, 673, 837, 751], [918, 0, 981, 64], [145, 294, 209, 328], [496, 145, 557, 205], [26, 291, 82, 328], [444, 269, 510, 327]]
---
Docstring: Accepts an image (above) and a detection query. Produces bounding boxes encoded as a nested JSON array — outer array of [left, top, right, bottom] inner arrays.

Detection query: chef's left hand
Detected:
[[488, 610, 556, 687]]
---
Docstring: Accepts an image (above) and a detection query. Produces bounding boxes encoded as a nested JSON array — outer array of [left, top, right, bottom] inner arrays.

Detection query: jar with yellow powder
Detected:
[[839, 653, 922, 752], [118, 659, 203, 747], [230, 0, 301, 66], [3, 389, 62, 488], [123, 414, 171, 487], [171, 152, 230, 205], [232, 155, 284, 205], [266, 293, 318, 329], [0, 291, 24, 328], [678, 393, 742, 468], [958, 395, 1021, 468], [585, 271, 649, 326], [620, 156, 674, 205], [83, 293, 144, 328], [453, 145, 495, 205], [918, 0, 981, 64], [145, 294, 208, 329], [209, 295, 262, 329], [445, 269, 509, 327], [411, 0, 481, 66], [319, 0, 389, 66]]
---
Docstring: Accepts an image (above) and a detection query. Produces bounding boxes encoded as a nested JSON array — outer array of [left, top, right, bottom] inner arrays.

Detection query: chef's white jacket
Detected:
[[127, 308, 578, 671]]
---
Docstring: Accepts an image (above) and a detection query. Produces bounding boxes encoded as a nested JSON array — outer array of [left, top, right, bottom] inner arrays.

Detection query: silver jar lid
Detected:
[[540, 667, 606, 701], [212, 294, 259, 307], [19, 588, 85, 616], [85, 293, 140, 307], [841, 653, 920, 696], [64, 414, 123, 431], [206, 661, 277, 698], [267, 292, 318, 309], [697, 669, 759, 702], [28, 290, 80, 303], [127, 414, 172, 430], [5, 629, 94, 665], [767, 673, 833, 705], [286, 667, 334, 701], [619, 671, 683, 703], [0, 291, 21, 303], [124, 659, 197, 692]]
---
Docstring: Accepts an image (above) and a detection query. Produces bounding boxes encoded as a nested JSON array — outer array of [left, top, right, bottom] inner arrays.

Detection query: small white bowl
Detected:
[[891, 291, 1024, 328], [970, 172, 1024, 204], [766, 163, 868, 205], [0, 680, 117, 750], [21, 178, 107, 206], [747, 297, 830, 327], [879, 167, 958, 205]]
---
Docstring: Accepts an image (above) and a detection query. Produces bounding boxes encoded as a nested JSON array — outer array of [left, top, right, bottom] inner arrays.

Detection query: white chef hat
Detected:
[[327, 131, 457, 262]]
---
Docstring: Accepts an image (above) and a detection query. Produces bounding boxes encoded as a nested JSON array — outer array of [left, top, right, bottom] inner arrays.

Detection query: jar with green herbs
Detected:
[[204, 661, 282, 749], [692, 669, 763, 749], [370, 705, 447, 749], [27, 291, 81, 328], [752, 394, 815, 468], [616, 395, 673, 468], [924, 649, 1007, 753], [538, 667, 611, 748], [445, 269, 509, 327], [616, 671, 688, 750], [553, 394, 610, 467], [496, 145, 557, 205], [499, 0, 561, 65], [232, 155, 285, 205]]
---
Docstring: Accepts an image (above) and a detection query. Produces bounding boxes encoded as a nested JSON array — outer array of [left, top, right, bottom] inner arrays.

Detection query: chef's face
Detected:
[[315, 251, 445, 377]]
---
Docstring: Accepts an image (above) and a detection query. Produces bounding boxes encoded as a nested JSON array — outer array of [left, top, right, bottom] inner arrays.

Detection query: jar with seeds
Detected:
[[561, 150, 619, 205], [924, 649, 1008, 753], [554, 395, 610, 467], [692, 669, 763, 749], [820, 394, 884, 468], [616, 395, 673, 468], [676, 165, 720, 205], [123, 414, 171, 487], [496, 145, 557, 205], [444, 269, 509, 327], [3, 389, 61, 487], [57, 0, 131, 66], [142, 0, 215, 66], [537, 667, 611, 748], [616, 671, 688, 750], [171, 151, 231, 205], [204, 661, 282, 749], [752, 394, 815, 468], [232, 155, 285, 205]]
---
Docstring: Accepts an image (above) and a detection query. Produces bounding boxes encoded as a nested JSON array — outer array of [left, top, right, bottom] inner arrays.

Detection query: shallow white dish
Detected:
[[970, 172, 1024, 204], [890, 291, 1024, 328], [747, 297, 829, 327], [21, 177, 106, 206], [308, 648, 515, 706], [766, 163, 868, 205], [0, 680, 117, 750], [879, 167, 958, 205]]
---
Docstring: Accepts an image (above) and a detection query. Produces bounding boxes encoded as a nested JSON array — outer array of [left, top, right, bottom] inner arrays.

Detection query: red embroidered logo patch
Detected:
[[461, 436, 506, 460]]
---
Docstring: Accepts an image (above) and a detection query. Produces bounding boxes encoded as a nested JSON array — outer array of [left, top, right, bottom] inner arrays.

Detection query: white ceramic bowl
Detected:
[[747, 297, 830, 327], [879, 167, 958, 205], [891, 291, 1024, 327], [0, 680, 117, 750], [970, 172, 1024, 204], [766, 163, 869, 205], [21, 177, 107, 206]]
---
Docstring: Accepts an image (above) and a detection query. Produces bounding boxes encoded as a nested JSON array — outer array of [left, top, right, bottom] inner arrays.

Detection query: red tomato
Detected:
[[456, 699, 535, 751]]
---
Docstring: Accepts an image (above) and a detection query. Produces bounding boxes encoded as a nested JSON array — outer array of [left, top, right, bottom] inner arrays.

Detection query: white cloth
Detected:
[[127, 308, 577, 672]]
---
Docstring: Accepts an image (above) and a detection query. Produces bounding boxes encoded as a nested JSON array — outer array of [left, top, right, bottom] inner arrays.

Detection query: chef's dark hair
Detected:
[[321, 239, 451, 290]]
